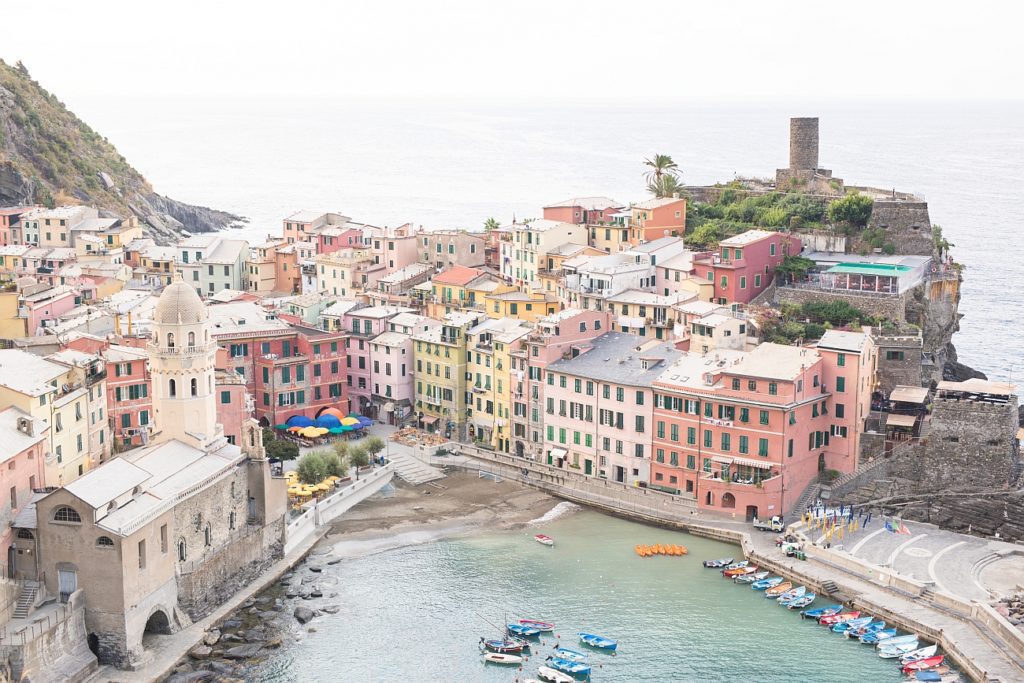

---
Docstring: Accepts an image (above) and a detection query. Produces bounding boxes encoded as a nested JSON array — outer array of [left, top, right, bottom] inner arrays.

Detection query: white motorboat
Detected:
[[483, 652, 523, 665], [537, 666, 575, 683]]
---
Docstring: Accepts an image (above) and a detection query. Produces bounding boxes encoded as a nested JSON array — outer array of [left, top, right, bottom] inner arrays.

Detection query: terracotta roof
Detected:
[[432, 266, 485, 287]]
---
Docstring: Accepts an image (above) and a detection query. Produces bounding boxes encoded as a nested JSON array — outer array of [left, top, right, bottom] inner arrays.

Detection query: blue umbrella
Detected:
[[356, 416, 373, 426], [286, 415, 315, 428], [315, 415, 342, 429], [349, 422, 365, 430]]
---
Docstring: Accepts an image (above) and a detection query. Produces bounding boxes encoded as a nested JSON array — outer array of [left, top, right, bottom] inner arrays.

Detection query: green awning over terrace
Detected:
[[825, 263, 912, 276]]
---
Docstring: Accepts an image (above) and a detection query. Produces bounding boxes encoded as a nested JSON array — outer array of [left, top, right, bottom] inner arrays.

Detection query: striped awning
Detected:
[[730, 456, 774, 470]]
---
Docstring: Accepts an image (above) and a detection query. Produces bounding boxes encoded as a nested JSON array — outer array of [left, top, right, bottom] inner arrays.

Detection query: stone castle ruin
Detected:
[[775, 117, 845, 195]]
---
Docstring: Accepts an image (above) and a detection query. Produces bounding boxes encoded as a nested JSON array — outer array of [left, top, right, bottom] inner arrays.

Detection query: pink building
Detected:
[[542, 197, 623, 225], [215, 362, 250, 447], [102, 344, 153, 449], [23, 285, 77, 335], [0, 407, 49, 568], [369, 229, 419, 271], [343, 306, 414, 417], [694, 230, 802, 306], [540, 333, 683, 485], [317, 227, 363, 256], [370, 313, 442, 424], [512, 308, 611, 458]]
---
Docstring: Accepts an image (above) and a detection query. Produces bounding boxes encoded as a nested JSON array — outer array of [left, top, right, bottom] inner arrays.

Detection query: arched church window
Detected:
[[169, 379, 176, 397], [188, 331, 195, 347], [204, 523, 212, 547], [167, 332, 175, 349], [191, 378, 198, 396], [178, 538, 187, 562]]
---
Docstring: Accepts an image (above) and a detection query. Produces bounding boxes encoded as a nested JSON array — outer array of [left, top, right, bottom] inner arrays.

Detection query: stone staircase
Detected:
[[12, 582, 38, 619], [789, 481, 822, 519], [388, 451, 446, 485]]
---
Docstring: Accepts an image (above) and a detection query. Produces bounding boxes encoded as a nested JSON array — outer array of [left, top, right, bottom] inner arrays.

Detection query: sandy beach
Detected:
[[315, 471, 559, 557]]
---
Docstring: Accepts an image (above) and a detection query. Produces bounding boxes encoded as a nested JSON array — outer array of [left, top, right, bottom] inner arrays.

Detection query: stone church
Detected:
[[13, 276, 288, 667]]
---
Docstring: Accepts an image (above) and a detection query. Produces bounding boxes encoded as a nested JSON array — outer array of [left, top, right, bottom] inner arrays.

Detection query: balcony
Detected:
[[85, 369, 107, 386]]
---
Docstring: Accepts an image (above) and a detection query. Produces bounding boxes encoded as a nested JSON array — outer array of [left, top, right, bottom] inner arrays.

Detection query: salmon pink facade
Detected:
[[694, 230, 802, 305], [542, 197, 622, 225]]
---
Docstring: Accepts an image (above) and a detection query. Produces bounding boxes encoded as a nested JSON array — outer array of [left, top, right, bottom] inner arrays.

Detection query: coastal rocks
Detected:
[[203, 629, 221, 646], [293, 606, 315, 624], [321, 605, 341, 615], [189, 645, 213, 660], [997, 595, 1024, 632], [166, 672, 215, 683], [222, 643, 264, 659]]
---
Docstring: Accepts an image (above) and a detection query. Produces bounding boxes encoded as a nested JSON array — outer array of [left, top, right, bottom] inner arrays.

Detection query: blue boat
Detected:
[[800, 604, 842, 620], [751, 576, 783, 591], [846, 620, 886, 639], [481, 638, 526, 653], [579, 632, 618, 651], [506, 623, 540, 637], [703, 557, 734, 568], [860, 628, 898, 644], [554, 647, 588, 662], [548, 657, 592, 676], [785, 593, 816, 609], [832, 616, 873, 633], [775, 585, 806, 603]]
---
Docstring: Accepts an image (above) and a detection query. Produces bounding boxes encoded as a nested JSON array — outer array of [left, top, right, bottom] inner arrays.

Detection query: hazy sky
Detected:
[[4, 1, 1022, 101]]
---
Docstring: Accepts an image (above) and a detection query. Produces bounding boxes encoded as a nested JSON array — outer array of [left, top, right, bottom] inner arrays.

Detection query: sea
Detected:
[[251, 509, 910, 682], [71, 97, 1023, 381]]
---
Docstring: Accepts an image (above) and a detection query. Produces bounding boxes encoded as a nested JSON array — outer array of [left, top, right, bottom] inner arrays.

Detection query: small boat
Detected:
[[578, 632, 618, 651], [507, 623, 541, 637], [720, 560, 749, 573], [724, 565, 759, 578], [548, 657, 592, 676], [801, 604, 842, 620], [535, 534, 554, 546], [860, 628, 897, 644], [786, 593, 816, 609], [908, 668, 953, 683], [776, 586, 806, 603], [519, 619, 555, 632], [900, 645, 939, 664], [481, 638, 526, 653], [880, 641, 921, 658], [537, 666, 576, 683], [902, 655, 945, 674], [764, 581, 793, 598], [752, 576, 784, 591], [483, 652, 522, 665], [832, 616, 873, 633], [703, 557, 734, 568], [820, 610, 861, 626], [845, 620, 886, 638], [875, 633, 918, 649], [635, 544, 650, 556], [554, 647, 587, 662], [735, 570, 769, 584]]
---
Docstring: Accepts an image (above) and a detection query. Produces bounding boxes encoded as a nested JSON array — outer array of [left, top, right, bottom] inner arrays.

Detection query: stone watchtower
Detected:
[[776, 117, 843, 194]]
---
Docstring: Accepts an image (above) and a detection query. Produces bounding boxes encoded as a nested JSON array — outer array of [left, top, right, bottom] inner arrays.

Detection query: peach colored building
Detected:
[[628, 197, 687, 244], [542, 196, 623, 225], [0, 407, 49, 572]]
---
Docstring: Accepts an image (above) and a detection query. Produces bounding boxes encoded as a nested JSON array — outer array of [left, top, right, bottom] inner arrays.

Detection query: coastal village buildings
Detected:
[[694, 230, 801, 306], [418, 230, 486, 270], [343, 305, 413, 417], [502, 220, 589, 292], [466, 317, 533, 450], [175, 235, 250, 297], [102, 343, 154, 449], [413, 309, 486, 439], [0, 406, 49, 567]]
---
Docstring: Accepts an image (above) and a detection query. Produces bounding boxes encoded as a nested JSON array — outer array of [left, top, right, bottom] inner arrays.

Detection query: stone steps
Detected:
[[13, 583, 37, 619], [388, 452, 446, 485]]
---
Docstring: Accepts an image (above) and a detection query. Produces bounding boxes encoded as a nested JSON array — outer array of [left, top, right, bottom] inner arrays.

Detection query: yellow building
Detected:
[[0, 245, 30, 281], [466, 317, 532, 451], [0, 349, 108, 485], [315, 248, 380, 297], [484, 290, 560, 322], [0, 288, 27, 340], [412, 310, 485, 440], [425, 266, 515, 318], [139, 246, 177, 286]]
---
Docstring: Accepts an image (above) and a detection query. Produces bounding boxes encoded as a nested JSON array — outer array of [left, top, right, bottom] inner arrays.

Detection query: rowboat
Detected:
[[752, 576, 784, 591], [820, 610, 861, 626], [578, 632, 618, 650], [481, 638, 526, 653], [724, 565, 759, 578], [537, 666, 576, 683], [908, 669, 953, 682], [902, 655, 944, 674], [845, 620, 886, 638], [859, 628, 897, 644], [735, 570, 769, 584], [703, 557, 734, 568], [507, 623, 541, 637], [547, 657, 592, 676], [483, 652, 522, 665], [720, 560, 749, 574], [879, 640, 921, 658], [786, 593, 816, 609], [900, 645, 939, 664], [800, 604, 842, 620], [535, 534, 554, 546], [775, 586, 806, 603], [875, 634, 918, 649], [831, 616, 872, 633], [764, 581, 793, 598], [519, 619, 555, 632], [553, 647, 587, 662]]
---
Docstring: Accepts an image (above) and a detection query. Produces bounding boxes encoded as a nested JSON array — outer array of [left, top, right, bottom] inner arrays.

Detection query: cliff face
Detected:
[[0, 60, 243, 242]]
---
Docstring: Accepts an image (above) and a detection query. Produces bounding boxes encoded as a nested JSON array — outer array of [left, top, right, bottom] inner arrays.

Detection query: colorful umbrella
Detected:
[[339, 425, 354, 432], [350, 422, 365, 430], [357, 416, 373, 426], [317, 407, 346, 419], [286, 415, 315, 427], [315, 415, 342, 428], [340, 417, 360, 426], [328, 427, 346, 434], [287, 426, 303, 433], [274, 424, 290, 430]]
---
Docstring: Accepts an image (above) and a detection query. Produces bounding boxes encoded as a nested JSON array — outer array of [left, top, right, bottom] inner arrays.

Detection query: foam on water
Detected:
[[529, 501, 581, 526]]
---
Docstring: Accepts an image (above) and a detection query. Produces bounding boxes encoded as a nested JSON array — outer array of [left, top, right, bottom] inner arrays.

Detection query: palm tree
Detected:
[[643, 154, 679, 184], [647, 174, 686, 199], [483, 217, 500, 232]]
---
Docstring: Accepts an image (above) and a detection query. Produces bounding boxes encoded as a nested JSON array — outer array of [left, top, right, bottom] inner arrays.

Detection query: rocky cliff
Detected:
[[0, 60, 243, 242]]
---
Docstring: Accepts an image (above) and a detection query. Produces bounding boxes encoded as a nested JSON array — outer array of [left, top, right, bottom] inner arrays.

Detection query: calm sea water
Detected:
[[72, 97, 1023, 381], [252, 510, 906, 682]]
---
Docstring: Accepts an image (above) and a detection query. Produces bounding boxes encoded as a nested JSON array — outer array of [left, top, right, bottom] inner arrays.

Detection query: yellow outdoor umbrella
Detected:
[[340, 417, 360, 426]]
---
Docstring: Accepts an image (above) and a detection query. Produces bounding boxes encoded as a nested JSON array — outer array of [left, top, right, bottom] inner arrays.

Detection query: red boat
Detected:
[[819, 610, 861, 626], [723, 565, 759, 578], [519, 619, 555, 632], [535, 534, 554, 546], [902, 655, 945, 674]]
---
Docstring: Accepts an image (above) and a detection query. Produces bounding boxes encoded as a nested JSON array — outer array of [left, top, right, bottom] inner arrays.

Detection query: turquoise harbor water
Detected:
[[254, 510, 907, 682]]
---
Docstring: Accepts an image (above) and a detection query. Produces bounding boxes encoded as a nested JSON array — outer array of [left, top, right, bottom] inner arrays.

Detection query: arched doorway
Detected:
[[87, 633, 100, 657], [818, 453, 826, 473], [258, 415, 270, 428], [515, 441, 524, 458], [144, 609, 171, 636], [722, 492, 736, 509]]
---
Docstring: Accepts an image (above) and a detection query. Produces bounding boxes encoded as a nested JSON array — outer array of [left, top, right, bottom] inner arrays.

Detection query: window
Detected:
[[191, 378, 198, 396], [739, 407, 749, 423], [670, 424, 679, 442], [221, 391, 231, 404], [837, 353, 846, 367], [121, 413, 131, 428], [703, 430, 712, 448], [836, 377, 846, 393], [616, 387, 624, 402], [97, 536, 114, 548], [835, 404, 845, 418], [885, 350, 905, 361], [687, 427, 696, 445], [759, 410, 769, 425], [635, 415, 645, 433], [768, 382, 777, 395], [721, 433, 731, 451], [739, 435, 749, 454], [160, 524, 168, 553], [169, 379, 177, 397], [758, 438, 769, 457], [53, 506, 80, 522], [657, 421, 665, 439], [747, 380, 756, 391], [178, 538, 187, 562], [138, 540, 147, 569], [731, 378, 740, 390], [635, 391, 644, 405], [204, 523, 212, 547]]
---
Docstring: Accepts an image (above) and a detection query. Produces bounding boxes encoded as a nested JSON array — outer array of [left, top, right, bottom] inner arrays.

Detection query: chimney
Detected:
[[789, 117, 819, 171], [16, 416, 33, 437]]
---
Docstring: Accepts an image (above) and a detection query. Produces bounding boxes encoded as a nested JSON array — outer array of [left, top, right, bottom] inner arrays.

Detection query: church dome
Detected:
[[154, 278, 206, 325]]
